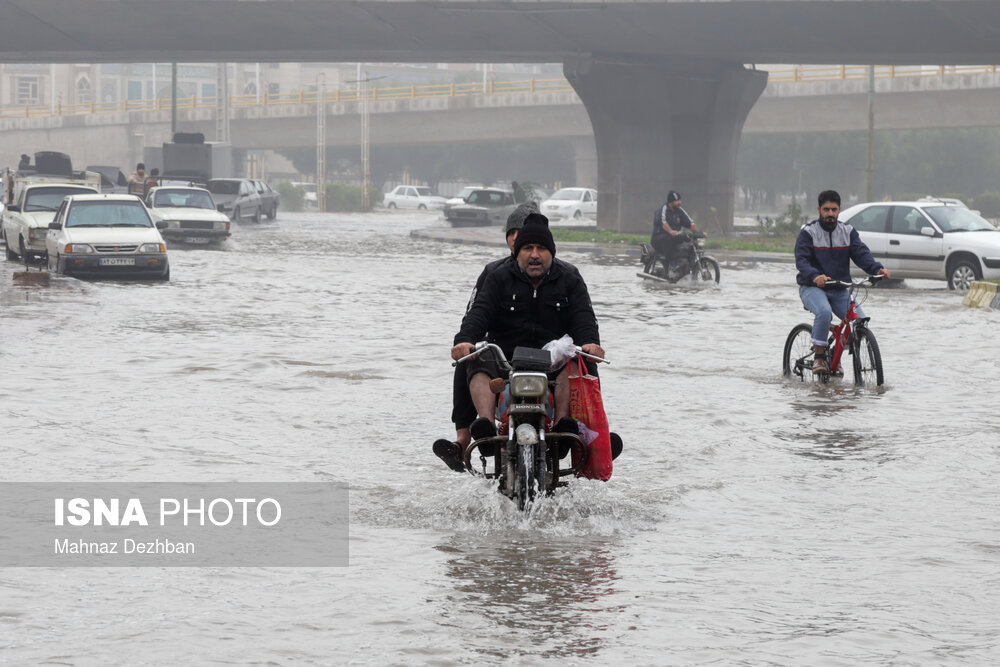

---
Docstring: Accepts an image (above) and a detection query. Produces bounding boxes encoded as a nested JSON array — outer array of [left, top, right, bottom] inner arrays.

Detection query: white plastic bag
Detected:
[[543, 334, 577, 370]]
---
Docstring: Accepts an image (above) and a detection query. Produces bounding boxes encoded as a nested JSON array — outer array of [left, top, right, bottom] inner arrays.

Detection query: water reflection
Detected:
[[437, 535, 620, 661]]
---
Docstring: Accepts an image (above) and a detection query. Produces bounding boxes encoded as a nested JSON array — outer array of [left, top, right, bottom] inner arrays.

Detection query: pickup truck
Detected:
[[2, 170, 100, 262]]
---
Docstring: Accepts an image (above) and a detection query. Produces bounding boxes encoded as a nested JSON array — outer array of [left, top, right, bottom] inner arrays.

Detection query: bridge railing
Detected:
[[0, 77, 575, 119], [766, 64, 998, 83], [3, 66, 998, 119]]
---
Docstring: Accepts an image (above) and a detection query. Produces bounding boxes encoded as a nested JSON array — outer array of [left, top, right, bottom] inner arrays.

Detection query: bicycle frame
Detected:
[[826, 299, 862, 374]]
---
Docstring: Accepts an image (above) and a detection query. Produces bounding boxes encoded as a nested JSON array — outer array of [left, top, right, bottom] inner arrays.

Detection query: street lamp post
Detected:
[[317, 73, 326, 213]]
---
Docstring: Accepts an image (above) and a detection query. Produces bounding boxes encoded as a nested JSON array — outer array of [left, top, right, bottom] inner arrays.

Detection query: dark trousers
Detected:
[[651, 233, 679, 262]]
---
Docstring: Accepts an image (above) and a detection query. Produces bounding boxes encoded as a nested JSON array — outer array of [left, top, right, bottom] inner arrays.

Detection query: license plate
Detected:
[[184, 237, 211, 244], [99, 257, 135, 266]]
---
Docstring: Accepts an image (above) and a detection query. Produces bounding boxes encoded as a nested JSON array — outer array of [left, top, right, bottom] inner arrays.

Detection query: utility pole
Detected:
[[170, 63, 177, 137], [215, 63, 230, 143], [866, 65, 875, 201], [316, 73, 326, 213], [360, 72, 370, 211]]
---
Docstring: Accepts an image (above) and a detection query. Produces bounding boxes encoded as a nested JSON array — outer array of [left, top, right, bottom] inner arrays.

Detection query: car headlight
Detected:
[[510, 372, 547, 398], [64, 243, 95, 254], [29, 228, 48, 241], [161, 219, 180, 228], [139, 243, 166, 253]]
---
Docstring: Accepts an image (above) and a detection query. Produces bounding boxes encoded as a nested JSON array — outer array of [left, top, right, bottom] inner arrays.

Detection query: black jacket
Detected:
[[455, 258, 600, 358], [652, 203, 693, 239]]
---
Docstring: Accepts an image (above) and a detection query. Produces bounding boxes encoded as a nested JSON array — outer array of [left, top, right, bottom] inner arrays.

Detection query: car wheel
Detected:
[[4, 239, 16, 261], [418, 204, 427, 210], [573, 210, 582, 219], [252, 207, 261, 223], [269, 205, 277, 220], [947, 258, 981, 292], [233, 206, 241, 222], [161, 267, 170, 282]]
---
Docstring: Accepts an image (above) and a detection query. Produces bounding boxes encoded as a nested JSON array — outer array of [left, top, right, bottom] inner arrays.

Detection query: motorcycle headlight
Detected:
[[64, 243, 95, 254], [510, 372, 547, 398], [139, 243, 165, 253]]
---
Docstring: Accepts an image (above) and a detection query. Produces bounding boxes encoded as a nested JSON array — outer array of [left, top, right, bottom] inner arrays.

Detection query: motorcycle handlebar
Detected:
[[452, 342, 609, 367]]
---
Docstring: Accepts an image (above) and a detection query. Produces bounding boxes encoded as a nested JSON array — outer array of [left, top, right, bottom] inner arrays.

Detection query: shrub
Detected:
[[324, 183, 383, 211], [973, 192, 1000, 218], [277, 182, 305, 212]]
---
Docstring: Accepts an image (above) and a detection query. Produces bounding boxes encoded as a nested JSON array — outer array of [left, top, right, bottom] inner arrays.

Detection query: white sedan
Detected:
[[145, 186, 231, 245], [541, 187, 598, 221], [841, 199, 1000, 291], [383, 185, 447, 211]]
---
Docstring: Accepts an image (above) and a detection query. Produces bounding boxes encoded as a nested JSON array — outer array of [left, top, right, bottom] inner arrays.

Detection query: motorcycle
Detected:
[[639, 229, 721, 284], [454, 341, 608, 511]]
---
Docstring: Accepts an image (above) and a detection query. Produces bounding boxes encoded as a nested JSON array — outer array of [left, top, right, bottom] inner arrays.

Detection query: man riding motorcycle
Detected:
[[435, 215, 605, 471], [651, 190, 703, 268]]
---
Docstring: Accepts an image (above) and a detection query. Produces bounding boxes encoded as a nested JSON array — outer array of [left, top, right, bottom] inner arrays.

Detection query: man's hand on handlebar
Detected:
[[581, 343, 605, 360], [813, 274, 831, 288], [451, 342, 474, 361], [877, 267, 891, 280]]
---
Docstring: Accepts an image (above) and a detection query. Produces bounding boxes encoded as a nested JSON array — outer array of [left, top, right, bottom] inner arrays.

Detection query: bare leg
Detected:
[[455, 427, 471, 448], [469, 372, 497, 420]]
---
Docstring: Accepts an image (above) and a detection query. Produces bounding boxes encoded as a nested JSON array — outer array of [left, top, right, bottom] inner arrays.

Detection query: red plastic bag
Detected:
[[569, 357, 612, 481]]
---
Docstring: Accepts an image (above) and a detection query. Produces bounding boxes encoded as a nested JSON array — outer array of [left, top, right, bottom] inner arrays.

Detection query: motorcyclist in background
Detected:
[[651, 190, 703, 269]]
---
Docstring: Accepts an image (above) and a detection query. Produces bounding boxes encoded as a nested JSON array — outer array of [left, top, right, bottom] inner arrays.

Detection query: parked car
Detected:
[[444, 187, 517, 226], [3, 181, 99, 261], [541, 187, 598, 221], [840, 199, 1000, 291], [145, 186, 231, 245], [251, 179, 280, 219], [85, 165, 130, 194], [206, 178, 262, 223], [383, 185, 447, 211], [290, 181, 318, 207], [45, 194, 170, 280]]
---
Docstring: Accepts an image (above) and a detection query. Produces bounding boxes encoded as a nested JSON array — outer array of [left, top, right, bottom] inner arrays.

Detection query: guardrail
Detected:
[[3, 65, 998, 120]]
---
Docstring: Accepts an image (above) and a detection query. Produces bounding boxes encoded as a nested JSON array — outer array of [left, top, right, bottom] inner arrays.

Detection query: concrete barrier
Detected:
[[962, 281, 999, 309]]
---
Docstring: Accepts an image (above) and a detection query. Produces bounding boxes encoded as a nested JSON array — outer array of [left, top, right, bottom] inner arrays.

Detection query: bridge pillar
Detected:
[[571, 136, 598, 190], [565, 58, 767, 234]]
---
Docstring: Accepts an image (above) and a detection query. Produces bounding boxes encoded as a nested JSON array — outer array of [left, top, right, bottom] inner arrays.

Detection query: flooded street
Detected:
[[1, 211, 999, 665]]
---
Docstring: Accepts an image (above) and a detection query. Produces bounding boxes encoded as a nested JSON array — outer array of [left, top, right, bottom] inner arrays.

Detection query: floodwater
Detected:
[[1, 211, 998, 665]]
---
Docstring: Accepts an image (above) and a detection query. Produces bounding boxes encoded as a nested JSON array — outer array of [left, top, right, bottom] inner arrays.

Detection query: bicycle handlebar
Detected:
[[824, 275, 884, 290]]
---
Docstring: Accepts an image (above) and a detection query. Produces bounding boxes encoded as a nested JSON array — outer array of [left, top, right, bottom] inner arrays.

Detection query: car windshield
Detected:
[[414, 187, 436, 197], [24, 187, 96, 212], [153, 189, 215, 209], [550, 189, 583, 201], [207, 181, 240, 195], [465, 190, 507, 206], [455, 187, 475, 199], [923, 205, 997, 232], [65, 201, 152, 228]]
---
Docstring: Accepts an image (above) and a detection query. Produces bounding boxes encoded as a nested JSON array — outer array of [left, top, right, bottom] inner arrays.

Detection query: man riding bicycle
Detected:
[[651, 190, 703, 268], [795, 190, 891, 374]]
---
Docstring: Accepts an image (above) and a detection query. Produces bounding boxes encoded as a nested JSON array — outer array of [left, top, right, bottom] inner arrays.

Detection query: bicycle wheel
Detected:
[[852, 327, 884, 387], [783, 323, 814, 380], [695, 257, 720, 284]]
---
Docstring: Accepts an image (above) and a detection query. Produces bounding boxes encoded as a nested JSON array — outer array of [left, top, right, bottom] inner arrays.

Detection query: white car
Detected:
[[540, 187, 598, 221], [45, 194, 170, 281], [383, 185, 447, 211], [3, 183, 99, 261], [145, 186, 231, 245], [840, 199, 1000, 291], [290, 181, 318, 207]]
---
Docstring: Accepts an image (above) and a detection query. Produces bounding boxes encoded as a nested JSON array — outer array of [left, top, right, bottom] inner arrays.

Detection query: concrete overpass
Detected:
[[4, 1, 1000, 231], [6, 69, 1000, 194]]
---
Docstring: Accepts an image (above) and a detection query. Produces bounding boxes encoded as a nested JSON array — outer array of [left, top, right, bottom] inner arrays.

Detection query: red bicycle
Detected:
[[783, 276, 885, 386]]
